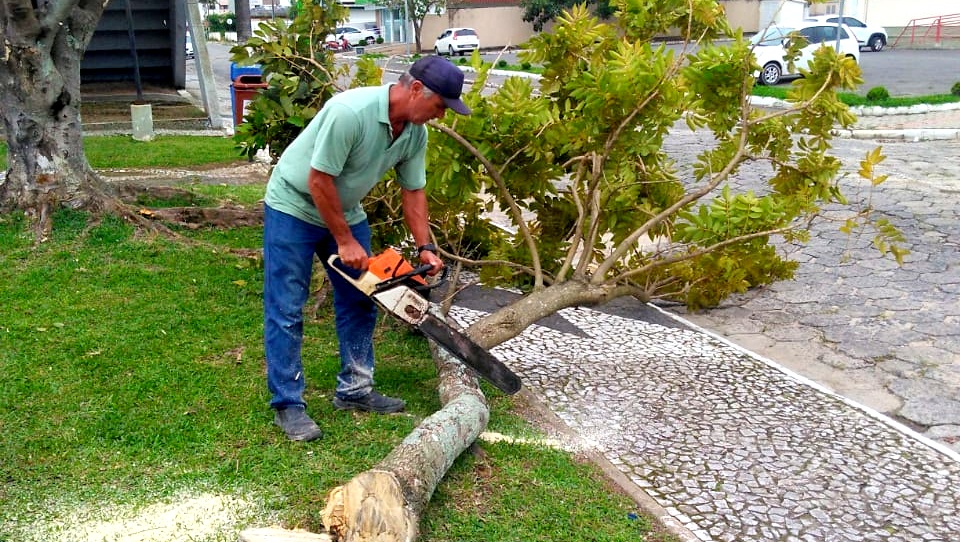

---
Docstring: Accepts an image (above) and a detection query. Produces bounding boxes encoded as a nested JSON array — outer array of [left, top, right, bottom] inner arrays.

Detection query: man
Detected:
[[263, 56, 471, 442]]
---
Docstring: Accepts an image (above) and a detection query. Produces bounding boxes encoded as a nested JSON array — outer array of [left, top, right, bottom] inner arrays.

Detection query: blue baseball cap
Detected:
[[409, 56, 471, 115]]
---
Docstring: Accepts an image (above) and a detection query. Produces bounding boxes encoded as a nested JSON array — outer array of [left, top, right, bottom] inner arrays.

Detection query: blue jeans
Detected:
[[263, 205, 378, 409]]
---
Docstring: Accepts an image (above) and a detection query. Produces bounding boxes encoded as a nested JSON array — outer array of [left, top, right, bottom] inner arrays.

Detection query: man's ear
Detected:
[[409, 79, 426, 96]]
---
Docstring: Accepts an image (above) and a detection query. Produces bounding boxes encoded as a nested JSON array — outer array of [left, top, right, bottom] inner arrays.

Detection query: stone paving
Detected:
[[662, 132, 960, 451], [450, 303, 960, 542]]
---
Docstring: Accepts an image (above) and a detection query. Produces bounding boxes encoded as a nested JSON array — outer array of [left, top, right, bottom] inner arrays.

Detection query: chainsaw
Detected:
[[328, 248, 522, 395]]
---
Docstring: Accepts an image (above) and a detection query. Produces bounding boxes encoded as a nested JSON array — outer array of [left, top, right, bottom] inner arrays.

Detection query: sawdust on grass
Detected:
[[3, 490, 271, 542]]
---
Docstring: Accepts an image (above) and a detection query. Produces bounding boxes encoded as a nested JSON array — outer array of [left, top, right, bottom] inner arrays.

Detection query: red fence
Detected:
[[892, 13, 960, 47]]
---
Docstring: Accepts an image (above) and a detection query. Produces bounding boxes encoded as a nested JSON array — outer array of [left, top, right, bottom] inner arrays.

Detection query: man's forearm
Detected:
[[308, 169, 353, 245], [401, 188, 431, 247]]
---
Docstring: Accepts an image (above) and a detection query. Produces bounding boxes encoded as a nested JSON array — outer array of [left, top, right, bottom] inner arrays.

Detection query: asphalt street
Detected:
[[208, 42, 960, 98]]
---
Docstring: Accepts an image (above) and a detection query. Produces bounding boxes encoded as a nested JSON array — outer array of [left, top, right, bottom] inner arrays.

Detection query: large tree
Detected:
[[237, 1, 906, 539], [520, 0, 613, 31], [0, 0, 113, 238]]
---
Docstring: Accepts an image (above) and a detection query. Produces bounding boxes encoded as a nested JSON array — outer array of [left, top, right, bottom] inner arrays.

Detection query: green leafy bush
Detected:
[[866, 86, 890, 102], [497, 59, 508, 68], [230, 0, 365, 162], [952, 81, 960, 96], [521, 61, 532, 70], [376, 37, 384, 44], [206, 13, 236, 33]]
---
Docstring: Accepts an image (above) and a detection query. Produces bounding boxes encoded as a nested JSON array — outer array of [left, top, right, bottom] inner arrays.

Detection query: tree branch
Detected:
[[611, 222, 801, 284], [429, 120, 544, 288]]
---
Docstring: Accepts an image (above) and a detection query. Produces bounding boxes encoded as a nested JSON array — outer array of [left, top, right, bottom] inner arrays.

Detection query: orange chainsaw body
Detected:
[[367, 248, 428, 286]]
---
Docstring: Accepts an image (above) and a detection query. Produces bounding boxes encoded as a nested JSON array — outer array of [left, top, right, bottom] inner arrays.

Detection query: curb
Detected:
[[837, 128, 960, 140]]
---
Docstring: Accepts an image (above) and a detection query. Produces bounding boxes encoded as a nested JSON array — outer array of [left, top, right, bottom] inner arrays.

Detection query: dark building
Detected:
[[81, 0, 188, 89]]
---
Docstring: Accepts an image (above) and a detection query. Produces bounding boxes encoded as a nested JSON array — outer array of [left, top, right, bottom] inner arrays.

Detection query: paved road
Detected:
[[664, 132, 960, 449], [207, 42, 960, 98], [417, 44, 960, 97], [857, 48, 960, 96]]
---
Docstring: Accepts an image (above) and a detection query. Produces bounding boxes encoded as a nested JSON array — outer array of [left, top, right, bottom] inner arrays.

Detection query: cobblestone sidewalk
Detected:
[[451, 299, 960, 542]]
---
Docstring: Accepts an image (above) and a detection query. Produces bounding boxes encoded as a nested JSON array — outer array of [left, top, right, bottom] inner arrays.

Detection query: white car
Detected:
[[752, 22, 861, 85], [434, 27, 479, 56], [749, 25, 794, 46], [804, 15, 888, 51], [185, 33, 194, 59], [336, 25, 377, 47]]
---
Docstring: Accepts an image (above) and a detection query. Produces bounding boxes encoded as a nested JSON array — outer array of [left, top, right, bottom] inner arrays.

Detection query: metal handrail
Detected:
[[892, 13, 960, 48]]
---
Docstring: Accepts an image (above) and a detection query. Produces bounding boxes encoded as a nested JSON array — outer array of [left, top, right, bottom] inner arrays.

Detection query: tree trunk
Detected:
[[0, 0, 112, 235], [321, 320, 489, 542], [468, 278, 638, 349], [316, 279, 641, 541], [235, 0, 252, 43]]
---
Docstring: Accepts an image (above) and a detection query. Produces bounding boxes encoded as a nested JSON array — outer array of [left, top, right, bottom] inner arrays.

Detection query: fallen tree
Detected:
[[234, 1, 907, 540]]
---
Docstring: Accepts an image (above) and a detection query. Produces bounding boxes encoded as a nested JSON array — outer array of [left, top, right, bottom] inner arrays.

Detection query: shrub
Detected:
[[866, 86, 890, 102], [206, 13, 236, 33], [952, 82, 960, 97], [376, 37, 384, 44], [458, 57, 468, 65], [521, 61, 532, 70], [497, 59, 508, 68]]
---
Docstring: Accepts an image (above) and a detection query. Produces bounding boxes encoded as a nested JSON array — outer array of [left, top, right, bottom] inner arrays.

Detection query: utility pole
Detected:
[[835, 0, 845, 51], [404, 0, 411, 55]]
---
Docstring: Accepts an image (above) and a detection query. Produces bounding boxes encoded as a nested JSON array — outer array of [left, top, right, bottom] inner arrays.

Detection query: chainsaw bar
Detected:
[[417, 314, 522, 395]]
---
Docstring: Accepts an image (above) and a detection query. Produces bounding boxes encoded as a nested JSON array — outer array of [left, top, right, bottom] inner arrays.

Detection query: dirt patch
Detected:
[[100, 161, 272, 187], [82, 101, 208, 124]]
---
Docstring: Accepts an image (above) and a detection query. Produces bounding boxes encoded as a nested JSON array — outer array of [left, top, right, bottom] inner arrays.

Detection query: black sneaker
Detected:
[[333, 391, 406, 414], [273, 406, 323, 442]]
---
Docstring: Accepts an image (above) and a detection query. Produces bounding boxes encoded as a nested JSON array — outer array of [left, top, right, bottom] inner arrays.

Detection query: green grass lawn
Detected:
[[750, 84, 960, 107], [0, 134, 246, 171], [0, 206, 677, 542]]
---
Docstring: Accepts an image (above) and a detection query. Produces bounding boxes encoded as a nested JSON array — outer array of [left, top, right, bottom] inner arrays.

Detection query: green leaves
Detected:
[[234, 0, 907, 310], [230, 0, 349, 162]]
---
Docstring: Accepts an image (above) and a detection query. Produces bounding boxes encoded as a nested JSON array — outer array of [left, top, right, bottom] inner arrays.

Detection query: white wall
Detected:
[[864, 0, 956, 26], [759, 0, 808, 27]]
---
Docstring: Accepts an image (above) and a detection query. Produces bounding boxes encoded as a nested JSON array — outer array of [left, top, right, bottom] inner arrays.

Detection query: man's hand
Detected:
[[418, 245, 443, 276], [338, 239, 369, 271]]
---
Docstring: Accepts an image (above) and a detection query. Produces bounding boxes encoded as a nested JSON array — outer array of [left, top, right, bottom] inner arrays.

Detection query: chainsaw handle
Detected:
[[417, 263, 449, 291], [327, 253, 447, 295], [404, 263, 437, 279]]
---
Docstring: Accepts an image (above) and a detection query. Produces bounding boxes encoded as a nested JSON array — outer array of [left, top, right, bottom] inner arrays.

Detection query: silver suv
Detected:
[[804, 15, 888, 51]]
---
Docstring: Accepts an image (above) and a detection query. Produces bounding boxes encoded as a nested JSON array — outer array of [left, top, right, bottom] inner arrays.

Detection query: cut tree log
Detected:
[[240, 527, 332, 541], [321, 332, 490, 542]]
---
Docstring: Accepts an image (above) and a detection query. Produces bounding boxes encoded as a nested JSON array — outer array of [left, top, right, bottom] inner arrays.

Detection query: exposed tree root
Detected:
[[139, 204, 263, 230]]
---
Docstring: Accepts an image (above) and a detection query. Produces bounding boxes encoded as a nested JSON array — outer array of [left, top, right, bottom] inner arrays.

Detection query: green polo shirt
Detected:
[[264, 84, 428, 227]]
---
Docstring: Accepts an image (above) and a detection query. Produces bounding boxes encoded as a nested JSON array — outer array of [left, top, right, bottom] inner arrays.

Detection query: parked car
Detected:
[[185, 30, 194, 59], [804, 15, 888, 51], [336, 26, 377, 46], [750, 25, 794, 46], [358, 21, 381, 38], [434, 27, 480, 56], [752, 21, 861, 85]]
